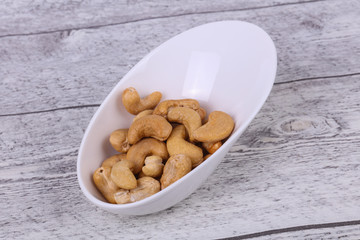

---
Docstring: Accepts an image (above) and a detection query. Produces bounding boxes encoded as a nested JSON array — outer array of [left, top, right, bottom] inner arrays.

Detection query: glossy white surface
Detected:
[[77, 20, 277, 215]]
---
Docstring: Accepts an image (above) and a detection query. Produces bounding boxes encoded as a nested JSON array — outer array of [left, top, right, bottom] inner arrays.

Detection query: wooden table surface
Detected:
[[1, 0, 360, 239]]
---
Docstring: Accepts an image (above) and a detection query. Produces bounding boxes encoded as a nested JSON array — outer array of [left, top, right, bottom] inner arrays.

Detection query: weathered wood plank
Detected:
[[229, 223, 360, 240], [1, 0, 359, 115], [1, 75, 359, 239], [0, 0, 314, 36]]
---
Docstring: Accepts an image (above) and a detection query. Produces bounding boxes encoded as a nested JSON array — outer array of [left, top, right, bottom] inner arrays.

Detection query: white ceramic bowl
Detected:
[[77, 21, 277, 215]]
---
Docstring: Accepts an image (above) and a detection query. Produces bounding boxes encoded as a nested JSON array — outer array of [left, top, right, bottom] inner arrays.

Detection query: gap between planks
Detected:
[[276, 72, 360, 86], [1, 71, 359, 118], [0, 0, 326, 38], [221, 220, 360, 240]]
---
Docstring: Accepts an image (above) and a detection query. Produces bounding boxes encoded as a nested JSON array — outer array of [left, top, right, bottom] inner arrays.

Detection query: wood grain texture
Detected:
[[0, 0, 315, 36], [1, 0, 360, 239], [1, 75, 360, 239], [1, 0, 360, 115], [224, 222, 360, 239], [257, 225, 360, 240]]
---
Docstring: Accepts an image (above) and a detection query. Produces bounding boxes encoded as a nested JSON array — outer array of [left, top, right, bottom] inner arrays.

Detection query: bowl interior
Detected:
[[78, 21, 277, 208]]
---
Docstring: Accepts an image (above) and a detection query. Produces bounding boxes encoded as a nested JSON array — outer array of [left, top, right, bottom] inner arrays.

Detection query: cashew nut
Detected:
[[122, 87, 162, 115], [110, 160, 137, 190], [153, 99, 200, 118], [114, 177, 160, 204], [167, 107, 202, 142], [137, 171, 147, 178], [93, 167, 119, 204], [132, 109, 153, 122], [126, 138, 169, 174], [101, 154, 126, 168], [202, 141, 222, 154], [160, 154, 192, 190], [113, 189, 131, 204], [203, 154, 212, 160], [142, 156, 164, 178], [129, 177, 160, 202], [193, 111, 234, 142], [128, 115, 172, 145], [167, 125, 203, 168], [109, 129, 130, 153], [197, 107, 207, 122]]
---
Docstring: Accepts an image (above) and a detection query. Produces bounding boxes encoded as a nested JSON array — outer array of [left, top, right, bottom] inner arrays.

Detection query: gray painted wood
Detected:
[[1, 0, 360, 115], [0, 0, 313, 36], [1, 0, 360, 239], [1, 75, 360, 239], [233, 223, 360, 240]]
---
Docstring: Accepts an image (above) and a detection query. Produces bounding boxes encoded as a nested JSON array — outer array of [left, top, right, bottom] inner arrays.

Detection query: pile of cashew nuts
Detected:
[[93, 87, 235, 204]]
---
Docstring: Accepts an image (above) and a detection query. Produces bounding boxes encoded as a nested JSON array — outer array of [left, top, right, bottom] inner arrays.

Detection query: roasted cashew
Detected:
[[193, 111, 234, 142], [167, 125, 203, 168], [122, 87, 162, 115], [203, 154, 212, 160], [126, 138, 169, 174], [113, 189, 130, 204], [101, 154, 126, 168], [114, 177, 160, 204], [160, 154, 192, 190], [137, 171, 147, 178], [129, 177, 160, 202], [153, 99, 200, 118], [132, 109, 153, 122], [202, 141, 222, 154], [93, 167, 119, 204], [167, 107, 202, 142], [128, 115, 172, 145], [197, 107, 207, 122], [142, 156, 164, 178], [109, 129, 130, 153], [110, 160, 137, 190]]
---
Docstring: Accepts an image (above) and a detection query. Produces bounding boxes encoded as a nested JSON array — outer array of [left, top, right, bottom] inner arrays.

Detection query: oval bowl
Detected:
[[77, 20, 277, 215]]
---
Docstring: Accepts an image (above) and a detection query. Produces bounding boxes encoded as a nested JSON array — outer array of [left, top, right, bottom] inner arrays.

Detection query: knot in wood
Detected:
[[281, 119, 314, 133]]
